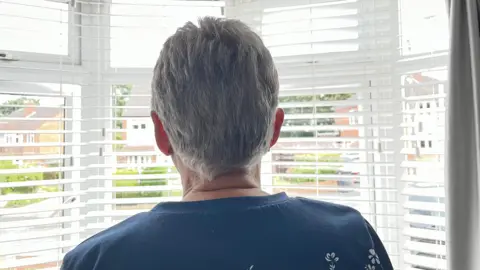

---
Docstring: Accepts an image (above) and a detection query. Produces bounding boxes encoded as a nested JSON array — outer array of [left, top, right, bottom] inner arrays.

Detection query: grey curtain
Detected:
[[446, 0, 480, 269]]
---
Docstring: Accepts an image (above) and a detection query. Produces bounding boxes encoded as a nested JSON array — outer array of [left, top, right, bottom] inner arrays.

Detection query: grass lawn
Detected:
[[5, 198, 45, 208]]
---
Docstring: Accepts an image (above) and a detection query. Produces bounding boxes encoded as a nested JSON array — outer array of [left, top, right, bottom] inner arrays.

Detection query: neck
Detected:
[[181, 169, 268, 202]]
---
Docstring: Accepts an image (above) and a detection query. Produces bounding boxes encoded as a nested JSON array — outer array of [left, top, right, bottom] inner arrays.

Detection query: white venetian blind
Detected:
[[397, 0, 448, 269], [0, 1, 82, 268], [0, 0, 449, 270], [227, 0, 448, 269], [82, 0, 225, 236]]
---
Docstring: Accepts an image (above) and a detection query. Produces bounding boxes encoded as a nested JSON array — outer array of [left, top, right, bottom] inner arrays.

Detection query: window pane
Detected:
[[110, 84, 180, 219], [400, 0, 449, 55], [0, 0, 69, 55], [401, 69, 447, 267], [110, 0, 223, 67], [262, 5, 360, 57], [0, 82, 80, 269]]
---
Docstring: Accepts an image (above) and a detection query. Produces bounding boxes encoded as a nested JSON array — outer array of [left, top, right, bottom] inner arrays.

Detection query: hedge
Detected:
[[114, 166, 178, 198], [0, 161, 44, 195], [293, 153, 342, 162], [281, 167, 338, 183]]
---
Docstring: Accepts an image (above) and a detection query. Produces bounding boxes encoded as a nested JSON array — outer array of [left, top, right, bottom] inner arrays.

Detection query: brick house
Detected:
[[334, 105, 359, 138], [0, 106, 63, 163]]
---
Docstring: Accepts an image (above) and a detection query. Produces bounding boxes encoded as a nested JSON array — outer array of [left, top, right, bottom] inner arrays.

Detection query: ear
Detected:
[[270, 108, 284, 147], [150, 111, 172, 156]]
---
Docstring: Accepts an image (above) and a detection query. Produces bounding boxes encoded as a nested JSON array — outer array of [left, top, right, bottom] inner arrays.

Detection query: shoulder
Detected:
[[292, 197, 394, 269], [290, 197, 394, 269], [62, 212, 152, 270], [293, 196, 365, 225], [289, 197, 373, 246]]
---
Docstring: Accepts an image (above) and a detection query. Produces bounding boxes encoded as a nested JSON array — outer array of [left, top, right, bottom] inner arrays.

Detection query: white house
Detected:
[[118, 86, 168, 167]]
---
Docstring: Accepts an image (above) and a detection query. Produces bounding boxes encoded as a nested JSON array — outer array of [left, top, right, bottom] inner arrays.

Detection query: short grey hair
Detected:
[[151, 17, 279, 180]]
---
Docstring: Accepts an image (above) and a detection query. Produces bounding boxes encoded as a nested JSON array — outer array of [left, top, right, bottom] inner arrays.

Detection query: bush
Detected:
[[0, 161, 43, 195], [293, 153, 341, 162], [113, 166, 175, 198], [281, 167, 338, 183], [288, 167, 337, 175], [43, 171, 61, 180]]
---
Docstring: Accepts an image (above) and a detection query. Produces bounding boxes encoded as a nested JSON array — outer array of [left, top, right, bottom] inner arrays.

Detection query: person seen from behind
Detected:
[[62, 17, 394, 270]]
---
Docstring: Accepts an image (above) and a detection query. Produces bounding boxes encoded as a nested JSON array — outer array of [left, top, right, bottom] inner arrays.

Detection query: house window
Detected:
[[5, 134, 12, 144], [133, 125, 139, 129], [5, 134, 22, 144], [141, 124, 146, 129], [348, 109, 358, 125], [420, 140, 426, 148], [26, 134, 35, 143]]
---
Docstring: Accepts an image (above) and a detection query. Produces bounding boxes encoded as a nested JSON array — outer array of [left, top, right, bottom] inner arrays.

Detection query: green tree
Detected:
[[113, 84, 133, 129], [0, 97, 40, 116], [112, 85, 133, 150]]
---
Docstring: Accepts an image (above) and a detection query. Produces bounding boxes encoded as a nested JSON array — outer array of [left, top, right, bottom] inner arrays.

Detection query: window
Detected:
[[349, 109, 359, 125], [400, 0, 449, 55], [399, 5, 448, 266], [111, 83, 179, 212], [233, 0, 447, 268], [25, 134, 35, 143], [261, 3, 360, 57], [110, 0, 224, 67], [0, 82, 80, 269], [4, 134, 21, 144], [1, 0, 449, 269], [244, 1, 398, 264], [0, 0, 80, 63], [0, 0, 68, 55]]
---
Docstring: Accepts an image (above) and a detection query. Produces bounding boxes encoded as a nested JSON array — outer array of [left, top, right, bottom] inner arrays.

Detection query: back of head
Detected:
[[151, 17, 279, 180]]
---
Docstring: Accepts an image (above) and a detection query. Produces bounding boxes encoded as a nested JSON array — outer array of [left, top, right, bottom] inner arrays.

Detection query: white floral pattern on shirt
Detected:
[[325, 252, 339, 270], [323, 249, 382, 270], [365, 249, 381, 270]]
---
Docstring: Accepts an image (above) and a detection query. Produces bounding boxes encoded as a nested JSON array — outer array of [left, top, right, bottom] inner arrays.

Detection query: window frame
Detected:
[[0, 83, 81, 268], [0, 0, 81, 65], [0, 0, 449, 268]]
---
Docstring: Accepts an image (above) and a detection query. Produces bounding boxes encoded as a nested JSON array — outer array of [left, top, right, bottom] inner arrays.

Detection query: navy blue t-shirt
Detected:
[[62, 193, 393, 270]]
